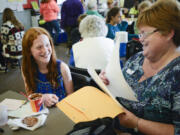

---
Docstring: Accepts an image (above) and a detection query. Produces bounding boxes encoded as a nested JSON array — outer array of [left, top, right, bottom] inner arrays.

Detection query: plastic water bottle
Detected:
[[0, 105, 8, 126], [115, 32, 128, 67]]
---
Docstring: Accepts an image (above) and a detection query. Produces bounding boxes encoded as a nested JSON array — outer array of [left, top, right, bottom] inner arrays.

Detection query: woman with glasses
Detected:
[[100, 0, 180, 134]]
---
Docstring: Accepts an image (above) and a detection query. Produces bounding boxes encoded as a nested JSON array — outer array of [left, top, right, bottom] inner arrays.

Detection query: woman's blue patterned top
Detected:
[[35, 60, 66, 101], [118, 52, 180, 134]]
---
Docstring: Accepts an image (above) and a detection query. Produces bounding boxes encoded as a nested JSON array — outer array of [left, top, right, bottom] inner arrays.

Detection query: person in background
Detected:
[[70, 14, 87, 45], [106, 7, 128, 40], [69, 15, 114, 69], [80, 0, 86, 9], [134, 0, 152, 34], [40, 0, 60, 46], [107, 0, 114, 9], [61, 0, 84, 51], [104, 0, 116, 17], [0, 40, 5, 72], [128, 0, 139, 18], [86, 0, 103, 18], [38, 15, 47, 29], [1, 8, 24, 67], [22, 27, 73, 107], [100, 0, 180, 134]]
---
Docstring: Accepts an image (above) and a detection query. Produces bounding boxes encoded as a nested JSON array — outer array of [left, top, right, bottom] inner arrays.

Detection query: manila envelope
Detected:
[[56, 86, 124, 123]]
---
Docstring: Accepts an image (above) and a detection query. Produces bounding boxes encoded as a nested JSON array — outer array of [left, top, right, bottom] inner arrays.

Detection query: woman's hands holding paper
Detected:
[[42, 94, 59, 107], [99, 70, 110, 85]]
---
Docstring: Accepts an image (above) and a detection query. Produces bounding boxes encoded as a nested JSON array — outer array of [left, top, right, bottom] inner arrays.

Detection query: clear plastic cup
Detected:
[[0, 105, 8, 126]]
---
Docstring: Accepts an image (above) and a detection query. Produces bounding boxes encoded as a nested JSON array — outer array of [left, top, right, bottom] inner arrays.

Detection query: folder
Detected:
[[56, 86, 123, 123]]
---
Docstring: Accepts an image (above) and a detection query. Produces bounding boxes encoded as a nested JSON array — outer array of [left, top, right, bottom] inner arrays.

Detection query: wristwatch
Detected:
[[134, 127, 138, 132]]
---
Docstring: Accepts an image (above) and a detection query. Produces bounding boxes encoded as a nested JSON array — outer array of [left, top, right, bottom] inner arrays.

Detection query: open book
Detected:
[[88, 32, 138, 102]]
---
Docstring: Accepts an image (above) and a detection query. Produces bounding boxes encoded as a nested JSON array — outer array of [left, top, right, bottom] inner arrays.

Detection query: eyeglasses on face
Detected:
[[138, 29, 159, 39]]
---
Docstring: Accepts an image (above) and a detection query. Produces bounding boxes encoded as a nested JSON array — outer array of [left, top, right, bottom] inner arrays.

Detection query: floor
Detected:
[[0, 43, 69, 94]]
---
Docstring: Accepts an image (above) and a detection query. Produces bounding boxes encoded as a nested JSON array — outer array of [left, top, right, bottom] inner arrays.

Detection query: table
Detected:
[[0, 91, 74, 135]]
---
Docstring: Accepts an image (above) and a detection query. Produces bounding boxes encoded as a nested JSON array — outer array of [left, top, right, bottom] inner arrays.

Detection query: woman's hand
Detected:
[[118, 108, 139, 129], [42, 94, 59, 107], [99, 70, 110, 85]]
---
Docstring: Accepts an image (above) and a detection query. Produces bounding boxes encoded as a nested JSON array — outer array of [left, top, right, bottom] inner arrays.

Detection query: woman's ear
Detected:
[[167, 29, 174, 41]]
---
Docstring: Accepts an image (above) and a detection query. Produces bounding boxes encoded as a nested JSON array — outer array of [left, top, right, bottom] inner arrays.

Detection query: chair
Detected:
[[2, 45, 22, 73], [126, 39, 143, 60], [71, 72, 91, 91], [4, 57, 22, 73], [70, 66, 101, 91], [69, 65, 101, 77]]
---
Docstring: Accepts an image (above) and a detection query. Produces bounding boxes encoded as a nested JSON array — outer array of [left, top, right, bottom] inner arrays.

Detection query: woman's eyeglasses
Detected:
[[139, 29, 159, 39]]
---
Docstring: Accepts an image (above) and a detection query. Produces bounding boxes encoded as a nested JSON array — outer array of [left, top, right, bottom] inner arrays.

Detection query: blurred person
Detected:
[[0, 40, 5, 72], [86, 0, 103, 18], [70, 14, 87, 45], [22, 27, 73, 107], [61, 0, 84, 50], [128, 0, 139, 18], [1, 8, 24, 68], [134, 0, 152, 34], [40, 0, 60, 45], [106, 7, 128, 40], [104, 0, 115, 17]]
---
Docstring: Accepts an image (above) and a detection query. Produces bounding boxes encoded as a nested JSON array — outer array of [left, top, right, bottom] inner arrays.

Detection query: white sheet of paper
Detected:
[[87, 68, 122, 107], [105, 33, 138, 101], [0, 98, 26, 111], [8, 102, 49, 118], [88, 32, 138, 101]]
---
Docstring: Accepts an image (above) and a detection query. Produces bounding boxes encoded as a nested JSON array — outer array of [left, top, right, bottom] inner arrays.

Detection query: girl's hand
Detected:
[[118, 108, 139, 129], [42, 94, 59, 107], [99, 70, 110, 85]]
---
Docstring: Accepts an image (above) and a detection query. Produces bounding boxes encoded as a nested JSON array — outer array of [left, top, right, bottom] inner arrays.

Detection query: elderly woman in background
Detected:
[[100, 0, 180, 134], [86, 0, 103, 18], [69, 15, 114, 70]]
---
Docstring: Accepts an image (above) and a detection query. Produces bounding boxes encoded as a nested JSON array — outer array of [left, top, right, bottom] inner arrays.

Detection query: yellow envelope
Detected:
[[56, 86, 124, 123]]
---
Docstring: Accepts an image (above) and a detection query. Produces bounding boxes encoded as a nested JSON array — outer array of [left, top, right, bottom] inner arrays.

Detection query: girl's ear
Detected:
[[111, 16, 114, 21], [110, 16, 114, 23]]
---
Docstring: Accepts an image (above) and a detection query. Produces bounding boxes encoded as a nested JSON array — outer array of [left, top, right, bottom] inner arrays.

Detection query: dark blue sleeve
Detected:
[[120, 21, 128, 31], [106, 24, 115, 39], [69, 48, 75, 66], [61, 3, 66, 29], [77, 2, 84, 15]]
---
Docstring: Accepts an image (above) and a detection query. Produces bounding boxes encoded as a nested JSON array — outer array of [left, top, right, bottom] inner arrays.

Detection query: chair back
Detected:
[[71, 72, 91, 91], [69, 65, 101, 77], [70, 66, 101, 90]]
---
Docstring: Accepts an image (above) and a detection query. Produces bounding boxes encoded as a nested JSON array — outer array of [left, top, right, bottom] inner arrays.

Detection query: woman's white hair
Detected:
[[87, 0, 97, 10], [79, 15, 108, 38]]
